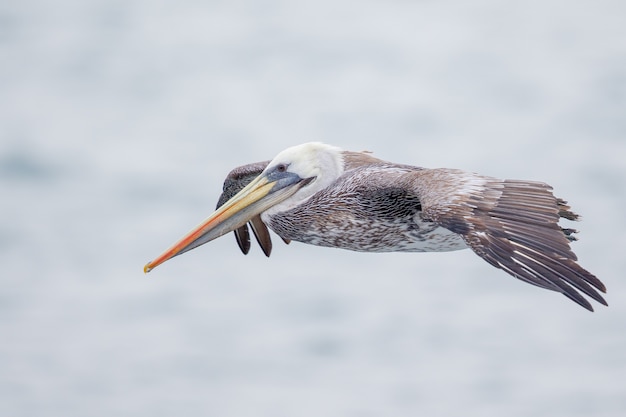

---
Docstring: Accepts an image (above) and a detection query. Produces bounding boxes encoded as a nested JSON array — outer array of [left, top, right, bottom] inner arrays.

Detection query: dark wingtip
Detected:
[[234, 226, 251, 255], [561, 282, 608, 312], [249, 216, 273, 257], [561, 228, 578, 242], [557, 198, 579, 221]]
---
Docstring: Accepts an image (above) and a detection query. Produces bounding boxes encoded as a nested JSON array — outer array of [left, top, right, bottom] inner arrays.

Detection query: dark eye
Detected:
[[276, 163, 287, 173]]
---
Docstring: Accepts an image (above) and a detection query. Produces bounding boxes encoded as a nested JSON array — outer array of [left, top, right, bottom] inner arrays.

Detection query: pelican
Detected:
[[144, 142, 607, 311]]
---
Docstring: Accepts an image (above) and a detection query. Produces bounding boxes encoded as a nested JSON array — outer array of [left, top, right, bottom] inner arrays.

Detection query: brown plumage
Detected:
[[215, 161, 278, 257], [145, 143, 607, 311]]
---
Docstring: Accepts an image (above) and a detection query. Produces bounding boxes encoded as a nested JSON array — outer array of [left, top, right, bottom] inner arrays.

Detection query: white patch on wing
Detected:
[[457, 175, 488, 196]]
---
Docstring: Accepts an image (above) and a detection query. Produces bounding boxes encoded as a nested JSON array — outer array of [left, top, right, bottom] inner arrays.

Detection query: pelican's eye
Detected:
[[276, 163, 288, 173]]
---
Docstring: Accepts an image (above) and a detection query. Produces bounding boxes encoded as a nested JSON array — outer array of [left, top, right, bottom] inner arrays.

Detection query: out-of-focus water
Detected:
[[1, 1, 625, 416]]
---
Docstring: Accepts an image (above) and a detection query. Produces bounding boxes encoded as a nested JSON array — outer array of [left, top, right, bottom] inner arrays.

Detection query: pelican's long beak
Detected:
[[144, 171, 311, 273]]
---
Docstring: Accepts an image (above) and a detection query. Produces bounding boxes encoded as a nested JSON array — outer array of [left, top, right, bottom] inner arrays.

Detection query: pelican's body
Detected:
[[145, 143, 607, 311], [263, 158, 466, 252]]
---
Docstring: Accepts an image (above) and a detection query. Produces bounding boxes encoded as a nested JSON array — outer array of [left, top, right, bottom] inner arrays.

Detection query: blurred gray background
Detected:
[[1, 1, 625, 416]]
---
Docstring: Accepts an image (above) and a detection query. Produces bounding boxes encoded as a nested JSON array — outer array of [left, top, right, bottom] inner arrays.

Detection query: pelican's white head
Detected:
[[260, 142, 345, 215]]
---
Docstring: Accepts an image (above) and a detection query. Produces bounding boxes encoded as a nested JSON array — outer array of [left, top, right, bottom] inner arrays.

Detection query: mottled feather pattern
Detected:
[[266, 164, 466, 252]]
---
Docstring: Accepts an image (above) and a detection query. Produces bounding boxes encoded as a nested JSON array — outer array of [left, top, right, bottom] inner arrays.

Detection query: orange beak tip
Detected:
[[143, 262, 153, 274]]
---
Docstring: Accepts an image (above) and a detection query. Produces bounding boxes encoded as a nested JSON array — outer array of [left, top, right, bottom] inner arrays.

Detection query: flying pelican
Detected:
[[144, 142, 607, 311]]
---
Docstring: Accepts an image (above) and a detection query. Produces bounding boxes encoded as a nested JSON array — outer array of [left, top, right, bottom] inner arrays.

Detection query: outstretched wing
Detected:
[[216, 161, 290, 256], [416, 169, 607, 311]]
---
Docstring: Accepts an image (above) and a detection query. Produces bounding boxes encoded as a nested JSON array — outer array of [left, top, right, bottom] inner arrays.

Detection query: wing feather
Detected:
[[416, 170, 607, 311], [216, 161, 284, 257], [249, 215, 272, 257]]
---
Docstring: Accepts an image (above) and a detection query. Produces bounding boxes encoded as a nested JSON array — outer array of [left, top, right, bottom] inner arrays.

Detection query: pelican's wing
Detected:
[[416, 169, 607, 311], [216, 161, 290, 256]]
